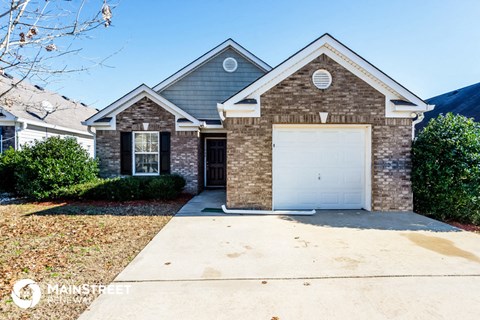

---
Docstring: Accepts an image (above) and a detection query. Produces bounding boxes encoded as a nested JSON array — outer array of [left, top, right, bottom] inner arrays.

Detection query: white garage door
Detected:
[[273, 126, 370, 210]]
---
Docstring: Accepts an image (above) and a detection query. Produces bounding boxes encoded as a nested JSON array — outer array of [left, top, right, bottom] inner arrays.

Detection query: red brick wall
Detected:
[[96, 97, 200, 194]]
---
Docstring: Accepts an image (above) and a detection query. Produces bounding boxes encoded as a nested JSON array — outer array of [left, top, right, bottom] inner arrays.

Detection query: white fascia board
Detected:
[[222, 34, 429, 116], [0, 120, 15, 126], [153, 39, 271, 92], [175, 123, 200, 132], [82, 116, 115, 129], [84, 84, 200, 127], [392, 104, 431, 112], [85, 123, 116, 131], [17, 117, 93, 137], [201, 123, 225, 130], [176, 120, 202, 132], [200, 128, 227, 134], [324, 36, 427, 108], [224, 96, 260, 118]]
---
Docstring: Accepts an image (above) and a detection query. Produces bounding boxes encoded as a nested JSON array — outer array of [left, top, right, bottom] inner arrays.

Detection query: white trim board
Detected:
[[1, 117, 92, 137]]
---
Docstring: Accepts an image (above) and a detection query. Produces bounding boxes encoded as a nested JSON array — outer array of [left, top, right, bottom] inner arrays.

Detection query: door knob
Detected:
[[318, 173, 321, 180]]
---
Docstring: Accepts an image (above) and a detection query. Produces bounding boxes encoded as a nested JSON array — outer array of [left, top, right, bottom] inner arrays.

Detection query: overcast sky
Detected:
[[47, 0, 480, 109]]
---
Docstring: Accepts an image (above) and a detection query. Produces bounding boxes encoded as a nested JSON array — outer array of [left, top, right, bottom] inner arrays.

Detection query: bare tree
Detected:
[[0, 0, 114, 98]]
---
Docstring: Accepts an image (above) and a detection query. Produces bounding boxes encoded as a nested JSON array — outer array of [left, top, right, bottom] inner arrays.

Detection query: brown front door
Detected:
[[206, 139, 226, 186]]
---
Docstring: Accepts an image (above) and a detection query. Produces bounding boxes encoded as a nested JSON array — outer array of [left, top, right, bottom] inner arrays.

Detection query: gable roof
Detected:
[[418, 82, 480, 131], [0, 76, 97, 133], [152, 38, 272, 92], [83, 84, 200, 126], [157, 47, 267, 119], [221, 33, 432, 114]]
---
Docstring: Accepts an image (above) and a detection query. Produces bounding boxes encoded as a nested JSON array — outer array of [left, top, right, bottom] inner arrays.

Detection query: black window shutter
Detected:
[[120, 132, 132, 175], [160, 132, 171, 174]]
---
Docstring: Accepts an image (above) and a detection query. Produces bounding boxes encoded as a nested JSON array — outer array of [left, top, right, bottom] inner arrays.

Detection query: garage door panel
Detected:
[[276, 150, 317, 166], [297, 191, 319, 207], [344, 192, 362, 205], [275, 173, 308, 188], [273, 126, 368, 210], [277, 131, 317, 143], [343, 131, 364, 144], [317, 131, 341, 144], [318, 171, 341, 185], [319, 150, 342, 166], [275, 190, 316, 209], [319, 192, 340, 205], [344, 170, 363, 185]]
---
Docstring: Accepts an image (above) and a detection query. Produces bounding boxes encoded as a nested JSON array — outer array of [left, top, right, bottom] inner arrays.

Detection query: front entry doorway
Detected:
[[205, 138, 226, 187]]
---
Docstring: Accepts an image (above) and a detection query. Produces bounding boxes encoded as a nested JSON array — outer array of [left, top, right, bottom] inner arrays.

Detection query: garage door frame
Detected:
[[272, 124, 372, 211]]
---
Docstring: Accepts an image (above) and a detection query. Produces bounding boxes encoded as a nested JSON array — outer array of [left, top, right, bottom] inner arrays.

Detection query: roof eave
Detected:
[[84, 84, 200, 126]]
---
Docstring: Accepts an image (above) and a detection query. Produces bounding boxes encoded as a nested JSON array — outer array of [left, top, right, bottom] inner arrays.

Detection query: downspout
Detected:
[[216, 103, 226, 121], [222, 205, 316, 216], [14, 119, 26, 150], [87, 126, 96, 158], [411, 112, 425, 139]]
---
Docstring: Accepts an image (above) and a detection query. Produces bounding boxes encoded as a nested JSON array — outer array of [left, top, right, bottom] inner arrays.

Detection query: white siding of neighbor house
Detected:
[[18, 124, 94, 157]]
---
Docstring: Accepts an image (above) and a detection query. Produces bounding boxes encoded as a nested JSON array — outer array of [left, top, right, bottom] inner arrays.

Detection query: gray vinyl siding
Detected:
[[158, 48, 266, 119]]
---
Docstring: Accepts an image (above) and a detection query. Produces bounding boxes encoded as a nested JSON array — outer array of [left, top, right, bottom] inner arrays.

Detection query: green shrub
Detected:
[[15, 136, 99, 200], [412, 113, 480, 224], [53, 175, 186, 201], [0, 147, 21, 192], [145, 174, 186, 200], [97, 177, 144, 201], [51, 179, 105, 200]]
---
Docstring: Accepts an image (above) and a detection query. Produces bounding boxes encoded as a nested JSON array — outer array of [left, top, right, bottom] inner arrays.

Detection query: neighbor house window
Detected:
[[133, 132, 159, 175]]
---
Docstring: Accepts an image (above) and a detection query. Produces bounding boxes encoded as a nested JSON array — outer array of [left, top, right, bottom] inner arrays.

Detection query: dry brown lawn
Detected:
[[0, 195, 191, 320]]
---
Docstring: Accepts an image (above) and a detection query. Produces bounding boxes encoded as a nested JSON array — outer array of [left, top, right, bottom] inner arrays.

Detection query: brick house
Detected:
[[83, 34, 434, 211]]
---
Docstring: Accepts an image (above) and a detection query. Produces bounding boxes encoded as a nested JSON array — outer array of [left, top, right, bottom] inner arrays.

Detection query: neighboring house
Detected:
[[417, 82, 480, 132], [84, 34, 434, 211], [0, 76, 96, 156]]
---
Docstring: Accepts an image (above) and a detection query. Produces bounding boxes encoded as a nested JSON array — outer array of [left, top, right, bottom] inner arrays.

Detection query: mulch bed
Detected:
[[447, 221, 480, 233], [0, 194, 191, 320]]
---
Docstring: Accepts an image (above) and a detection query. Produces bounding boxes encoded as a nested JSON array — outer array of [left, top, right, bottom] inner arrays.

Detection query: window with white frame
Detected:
[[133, 132, 159, 175]]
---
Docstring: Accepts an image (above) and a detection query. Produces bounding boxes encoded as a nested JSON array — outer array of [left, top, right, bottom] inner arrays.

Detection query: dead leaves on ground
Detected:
[[0, 197, 190, 319]]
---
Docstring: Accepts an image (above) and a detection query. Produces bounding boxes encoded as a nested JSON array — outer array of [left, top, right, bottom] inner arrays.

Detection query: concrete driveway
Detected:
[[79, 191, 480, 320]]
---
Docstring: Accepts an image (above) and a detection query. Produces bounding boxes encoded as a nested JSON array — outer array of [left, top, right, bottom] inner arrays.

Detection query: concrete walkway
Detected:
[[175, 189, 226, 216], [79, 190, 480, 320]]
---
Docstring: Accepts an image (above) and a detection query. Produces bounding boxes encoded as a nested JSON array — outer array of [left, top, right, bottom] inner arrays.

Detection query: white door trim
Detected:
[[272, 124, 372, 211], [204, 137, 227, 187]]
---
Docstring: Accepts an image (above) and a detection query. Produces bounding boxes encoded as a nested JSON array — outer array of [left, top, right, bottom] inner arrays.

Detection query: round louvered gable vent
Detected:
[[312, 69, 332, 89], [223, 57, 238, 73]]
